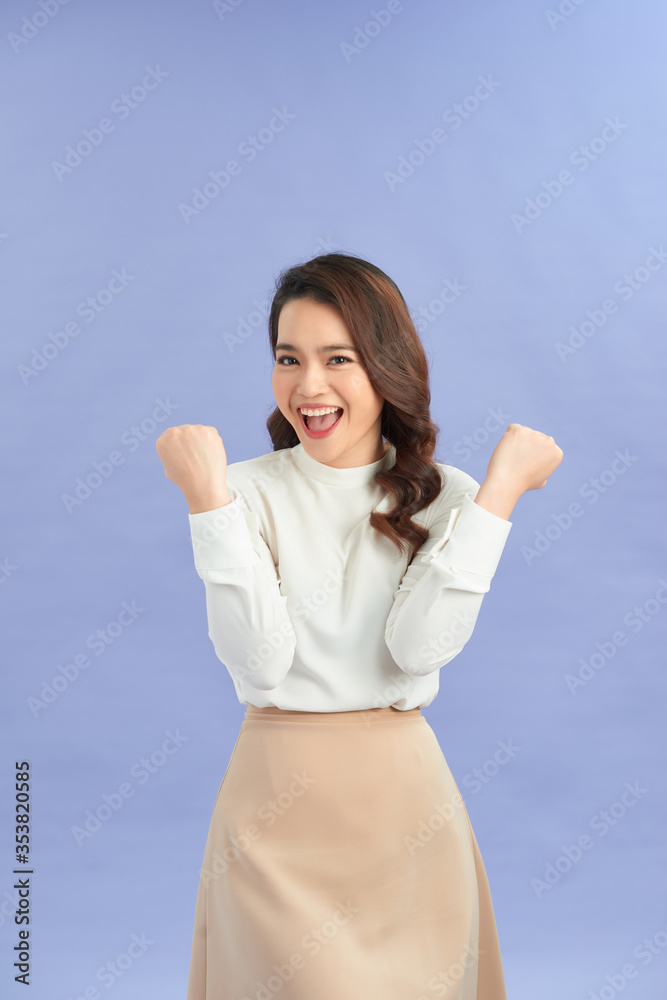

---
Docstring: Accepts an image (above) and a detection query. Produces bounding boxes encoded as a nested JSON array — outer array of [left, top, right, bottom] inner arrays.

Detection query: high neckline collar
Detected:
[[291, 441, 396, 487]]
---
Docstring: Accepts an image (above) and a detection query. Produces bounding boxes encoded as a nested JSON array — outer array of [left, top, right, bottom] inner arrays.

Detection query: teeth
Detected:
[[299, 406, 342, 416]]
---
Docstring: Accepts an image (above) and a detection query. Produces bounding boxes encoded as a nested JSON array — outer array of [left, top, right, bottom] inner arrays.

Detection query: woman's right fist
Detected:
[[155, 424, 230, 511]]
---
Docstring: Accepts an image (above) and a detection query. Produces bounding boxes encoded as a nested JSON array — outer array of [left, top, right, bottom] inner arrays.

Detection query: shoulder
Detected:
[[423, 462, 480, 524], [435, 462, 481, 502], [225, 447, 295, 506]]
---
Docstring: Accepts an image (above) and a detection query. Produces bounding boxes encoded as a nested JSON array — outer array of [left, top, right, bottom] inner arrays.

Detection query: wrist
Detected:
[[187, 489, 233, 515], [473, 476, 521, 521]]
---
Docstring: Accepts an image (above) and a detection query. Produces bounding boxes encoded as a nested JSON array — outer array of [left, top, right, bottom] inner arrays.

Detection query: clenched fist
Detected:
[[487, 423, 563, 494], [155, 424, 231, 514]]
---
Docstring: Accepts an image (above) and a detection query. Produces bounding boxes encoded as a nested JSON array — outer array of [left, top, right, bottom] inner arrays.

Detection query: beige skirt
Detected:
[[186, 705, 507, 1000]]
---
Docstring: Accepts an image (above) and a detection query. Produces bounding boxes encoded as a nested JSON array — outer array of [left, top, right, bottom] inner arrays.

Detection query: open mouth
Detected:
[[297, 406, 343, 438]]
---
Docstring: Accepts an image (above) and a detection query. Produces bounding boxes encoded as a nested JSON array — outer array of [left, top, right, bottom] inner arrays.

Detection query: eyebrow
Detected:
[[275, 342, 359, 353]]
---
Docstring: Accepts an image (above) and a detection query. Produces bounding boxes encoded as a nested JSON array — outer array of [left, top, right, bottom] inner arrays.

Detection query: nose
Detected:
[[295, 363, 330, 397]]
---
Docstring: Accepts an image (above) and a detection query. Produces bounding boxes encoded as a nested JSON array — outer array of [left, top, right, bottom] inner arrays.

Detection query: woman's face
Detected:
[[271, 297, 387, 469]]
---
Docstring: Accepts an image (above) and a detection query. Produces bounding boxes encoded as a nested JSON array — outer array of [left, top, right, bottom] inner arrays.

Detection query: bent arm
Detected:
[[188, 488, 296, 690], [385, 479, 513, 677]]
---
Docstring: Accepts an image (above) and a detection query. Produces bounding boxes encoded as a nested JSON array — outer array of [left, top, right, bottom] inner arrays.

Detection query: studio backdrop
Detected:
[[2, 1, 666, 998]]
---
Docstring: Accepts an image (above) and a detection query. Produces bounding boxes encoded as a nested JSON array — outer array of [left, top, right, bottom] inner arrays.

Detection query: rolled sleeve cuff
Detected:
[[188, 496, 261, 573], [420, 493, 512, 578]]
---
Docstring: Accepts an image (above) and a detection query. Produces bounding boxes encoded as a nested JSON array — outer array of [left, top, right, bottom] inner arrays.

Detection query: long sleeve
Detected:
[[188, 485, 296, 690], [384, 475, 512, 677]]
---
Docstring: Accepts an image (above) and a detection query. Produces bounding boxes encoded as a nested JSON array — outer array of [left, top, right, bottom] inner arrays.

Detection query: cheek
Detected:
[[348, 373, 378, 408], [273, 380, 302, 429], [272, 370, 284, 396], [272, 373, 288, 412], [347, 373, 367, 395]]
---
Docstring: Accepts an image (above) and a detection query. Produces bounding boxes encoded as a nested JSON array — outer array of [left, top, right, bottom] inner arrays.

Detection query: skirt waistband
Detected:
[[244, 705, 423, 724]]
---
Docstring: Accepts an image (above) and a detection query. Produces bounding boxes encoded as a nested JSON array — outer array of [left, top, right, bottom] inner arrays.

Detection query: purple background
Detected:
[[2, 0, 666, 997]]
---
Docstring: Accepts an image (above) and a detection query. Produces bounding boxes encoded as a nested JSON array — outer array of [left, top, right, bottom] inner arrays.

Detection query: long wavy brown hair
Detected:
[[266, 251, 444, 562]]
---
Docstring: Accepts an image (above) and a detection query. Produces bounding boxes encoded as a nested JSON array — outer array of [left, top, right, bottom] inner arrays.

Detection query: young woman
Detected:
[[157, 252, 563, 1000]]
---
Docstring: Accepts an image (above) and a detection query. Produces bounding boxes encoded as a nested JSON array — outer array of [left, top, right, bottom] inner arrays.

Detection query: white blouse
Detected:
[[187, 441, 513, 712]]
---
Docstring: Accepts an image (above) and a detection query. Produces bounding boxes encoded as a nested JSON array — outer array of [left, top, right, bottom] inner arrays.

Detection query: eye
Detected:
[[276, 355, 353, 366]]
